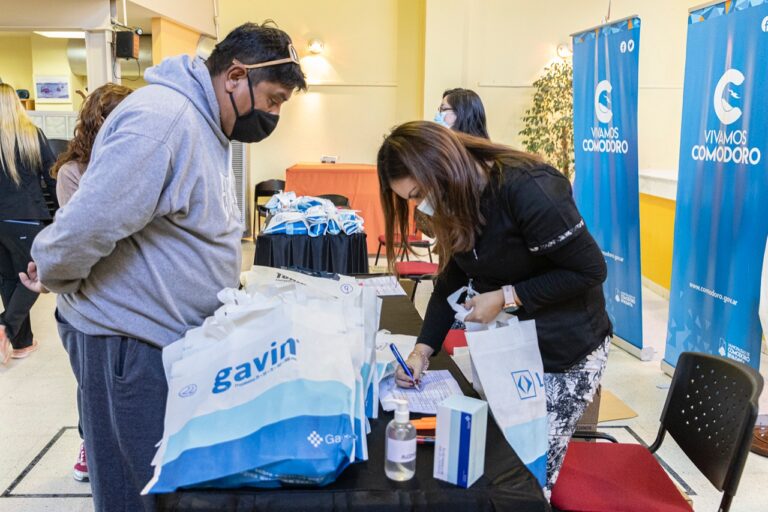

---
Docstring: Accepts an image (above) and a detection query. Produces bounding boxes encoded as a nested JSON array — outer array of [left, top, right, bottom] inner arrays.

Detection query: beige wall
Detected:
[[0, 0, 110, 31], [423, 0, 689, 174], [218, 0, 426, 188], [131, 0, 216, 36], [30, 34, 86, 111], [151, 17, 201, 65], [0, 36, 33, 92]]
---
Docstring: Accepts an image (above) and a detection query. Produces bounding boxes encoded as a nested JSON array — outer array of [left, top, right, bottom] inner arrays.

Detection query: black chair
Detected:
[[41, 138, 70, 218], [374, 233, 433, 266], [253, 179, 285, 235], [317, 194, 350, 208], [551, 352, 764, 512], [47, 138, 70, 159]]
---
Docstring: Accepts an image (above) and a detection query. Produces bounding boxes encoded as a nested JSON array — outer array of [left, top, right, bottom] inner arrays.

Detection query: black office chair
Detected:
[[552, 352, 764, 512], [40, 138, 70, 219], [253, 179, 285, 236], [47, 138, 70, 159], [317, 194, 350, 208]]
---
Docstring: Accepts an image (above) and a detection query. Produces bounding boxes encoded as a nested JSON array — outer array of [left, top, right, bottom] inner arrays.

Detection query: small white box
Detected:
[[433, 394, 488, 488]]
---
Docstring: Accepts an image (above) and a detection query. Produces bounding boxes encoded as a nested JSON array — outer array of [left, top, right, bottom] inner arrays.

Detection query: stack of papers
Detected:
[[360, 276, 406, 297], [380, 370, 464, 414]]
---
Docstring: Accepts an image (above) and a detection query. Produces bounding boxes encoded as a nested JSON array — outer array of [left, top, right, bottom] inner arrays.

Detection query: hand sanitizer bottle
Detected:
[[385, 399, 417, 481]]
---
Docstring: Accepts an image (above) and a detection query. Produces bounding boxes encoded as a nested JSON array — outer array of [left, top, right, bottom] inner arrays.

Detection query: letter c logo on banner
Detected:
[[713, 69, 745, 125], [762, 16, 768, 32], [594, 80, 613, 124]]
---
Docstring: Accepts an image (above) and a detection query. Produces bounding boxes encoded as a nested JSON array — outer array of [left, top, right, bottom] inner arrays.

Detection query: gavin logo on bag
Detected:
[[212, 338, 299, 394], [307, 431, 356, 448], [511, 370, 538, 400]]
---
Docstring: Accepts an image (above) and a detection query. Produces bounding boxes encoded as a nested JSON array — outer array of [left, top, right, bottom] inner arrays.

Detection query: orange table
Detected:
[[285, 163, 384, 254]]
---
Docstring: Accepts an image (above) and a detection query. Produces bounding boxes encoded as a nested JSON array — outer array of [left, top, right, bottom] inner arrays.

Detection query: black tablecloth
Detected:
[[254, 232, 369, 275], [158, 296, 549, 512]]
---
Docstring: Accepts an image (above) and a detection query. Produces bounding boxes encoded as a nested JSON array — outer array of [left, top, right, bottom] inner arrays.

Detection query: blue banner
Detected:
[[572, 17, 644, 352], [665, 0, 768, 370]]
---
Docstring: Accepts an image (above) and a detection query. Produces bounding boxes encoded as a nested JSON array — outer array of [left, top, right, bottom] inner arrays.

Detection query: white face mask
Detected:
[[417, 198, 435, 216]]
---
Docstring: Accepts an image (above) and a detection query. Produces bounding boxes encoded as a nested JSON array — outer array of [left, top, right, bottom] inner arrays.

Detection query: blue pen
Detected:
[[390, 344, 420, 391]]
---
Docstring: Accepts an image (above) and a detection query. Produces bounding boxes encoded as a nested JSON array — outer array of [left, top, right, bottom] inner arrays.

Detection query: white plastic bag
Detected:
[[145, 272, 367, 493]]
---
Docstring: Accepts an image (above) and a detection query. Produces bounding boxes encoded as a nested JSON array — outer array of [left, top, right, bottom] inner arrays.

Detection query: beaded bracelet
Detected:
[[408, 350, 430, 372]]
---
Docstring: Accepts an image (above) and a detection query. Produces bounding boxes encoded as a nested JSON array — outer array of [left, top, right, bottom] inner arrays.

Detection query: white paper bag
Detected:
[[464, 316, 548, 488]]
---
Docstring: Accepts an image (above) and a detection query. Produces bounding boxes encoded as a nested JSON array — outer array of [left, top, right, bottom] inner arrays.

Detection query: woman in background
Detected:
[[434, 87, 489, 139], [418, 88, 491, 238], [0, 83, 58, 364], [52, 83, 133, 205], [50, 82, 133, 483]]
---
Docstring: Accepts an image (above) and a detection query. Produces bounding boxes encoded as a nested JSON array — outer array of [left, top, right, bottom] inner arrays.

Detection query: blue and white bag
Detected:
[[144, 267, 380, 493]]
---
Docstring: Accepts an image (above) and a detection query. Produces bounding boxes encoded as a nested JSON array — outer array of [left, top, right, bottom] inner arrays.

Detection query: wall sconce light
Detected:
[[557, 43, 573, 59], [308, 39, 325, 55]]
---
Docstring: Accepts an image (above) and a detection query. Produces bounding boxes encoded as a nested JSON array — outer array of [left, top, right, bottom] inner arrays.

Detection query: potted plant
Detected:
[[519, 61, 574, 180]]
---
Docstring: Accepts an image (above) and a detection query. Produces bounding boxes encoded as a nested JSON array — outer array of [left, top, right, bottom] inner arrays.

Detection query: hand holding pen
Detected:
[[392, 344, 430, 390], [391, 343, 420, 390]]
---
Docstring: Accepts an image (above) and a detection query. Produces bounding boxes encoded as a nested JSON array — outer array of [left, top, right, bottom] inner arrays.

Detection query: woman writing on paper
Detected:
[[376, 121, 611, 494]]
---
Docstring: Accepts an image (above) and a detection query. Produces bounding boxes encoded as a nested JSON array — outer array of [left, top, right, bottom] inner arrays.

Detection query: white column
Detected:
[[85, 29, 119, 91]]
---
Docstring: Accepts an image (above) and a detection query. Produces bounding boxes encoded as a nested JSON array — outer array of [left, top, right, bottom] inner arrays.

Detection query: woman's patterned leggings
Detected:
[[543, 337, 611, 496]]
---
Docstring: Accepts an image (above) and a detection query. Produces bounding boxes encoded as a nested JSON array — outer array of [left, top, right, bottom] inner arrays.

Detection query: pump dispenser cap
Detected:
[[394, 399, 410, 423]]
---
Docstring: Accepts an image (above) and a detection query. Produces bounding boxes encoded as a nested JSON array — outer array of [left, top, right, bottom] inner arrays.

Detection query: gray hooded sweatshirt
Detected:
[[32, 55, 242, 347]]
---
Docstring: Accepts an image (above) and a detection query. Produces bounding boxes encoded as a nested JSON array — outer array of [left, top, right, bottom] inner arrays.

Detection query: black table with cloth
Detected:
[[254, 232, 369, 274], [157, 296, 549, 512]]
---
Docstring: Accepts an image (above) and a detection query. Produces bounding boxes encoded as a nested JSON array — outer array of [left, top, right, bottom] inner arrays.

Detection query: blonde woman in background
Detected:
[[0, 83, 58, 364]]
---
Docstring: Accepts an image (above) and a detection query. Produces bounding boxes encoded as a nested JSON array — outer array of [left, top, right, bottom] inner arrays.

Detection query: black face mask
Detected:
[[227, 74, 279, 143]]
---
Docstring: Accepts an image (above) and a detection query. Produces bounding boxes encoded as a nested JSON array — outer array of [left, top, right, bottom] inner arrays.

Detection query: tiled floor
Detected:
[[0, 241, 766, 511]]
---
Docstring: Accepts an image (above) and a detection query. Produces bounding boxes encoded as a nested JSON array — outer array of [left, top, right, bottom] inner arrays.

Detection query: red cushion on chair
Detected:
[[443, 329, 467, 355], [551, 443, 693, 512], [395, 261, 438, 277]]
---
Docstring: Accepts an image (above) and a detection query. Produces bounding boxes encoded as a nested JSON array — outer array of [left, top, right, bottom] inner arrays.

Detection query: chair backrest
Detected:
[[658, 352, 763, 498], [47, 138, 70, 160], [255, 179, 285, 199], [317, 193, 350, 207]]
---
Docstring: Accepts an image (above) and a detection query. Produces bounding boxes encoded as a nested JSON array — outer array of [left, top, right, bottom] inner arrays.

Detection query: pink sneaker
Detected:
[[12, 339, 38, 359], [73, 442, 89, 482], [0, 327, 11, 365]]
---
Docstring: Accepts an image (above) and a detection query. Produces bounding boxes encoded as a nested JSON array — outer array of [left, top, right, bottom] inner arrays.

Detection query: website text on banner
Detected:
[[665, 0, 768, 371], [572, 17, 645, 355]]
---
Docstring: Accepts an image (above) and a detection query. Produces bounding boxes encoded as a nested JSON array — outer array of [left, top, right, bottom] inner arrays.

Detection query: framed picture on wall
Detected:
[[34, 75, 70, 103]]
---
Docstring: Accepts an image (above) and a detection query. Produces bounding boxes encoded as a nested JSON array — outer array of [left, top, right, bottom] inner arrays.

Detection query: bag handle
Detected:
[[446, 286, 515, 332]]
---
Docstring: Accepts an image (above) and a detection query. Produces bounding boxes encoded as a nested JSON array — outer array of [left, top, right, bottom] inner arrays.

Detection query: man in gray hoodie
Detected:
[[26, 22, 306, 511]]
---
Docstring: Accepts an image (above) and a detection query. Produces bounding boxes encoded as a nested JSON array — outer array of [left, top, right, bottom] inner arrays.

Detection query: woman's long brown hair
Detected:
[[377, 121, 543, 273], [51, 83, 133, 178]]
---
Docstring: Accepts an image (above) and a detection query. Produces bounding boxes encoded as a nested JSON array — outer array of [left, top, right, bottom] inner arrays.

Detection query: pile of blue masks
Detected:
[[262, 192, 365, 237]]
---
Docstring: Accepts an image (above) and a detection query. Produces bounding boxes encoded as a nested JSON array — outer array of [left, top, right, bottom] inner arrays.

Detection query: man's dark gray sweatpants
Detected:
[[57, 310, 167, 512]]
